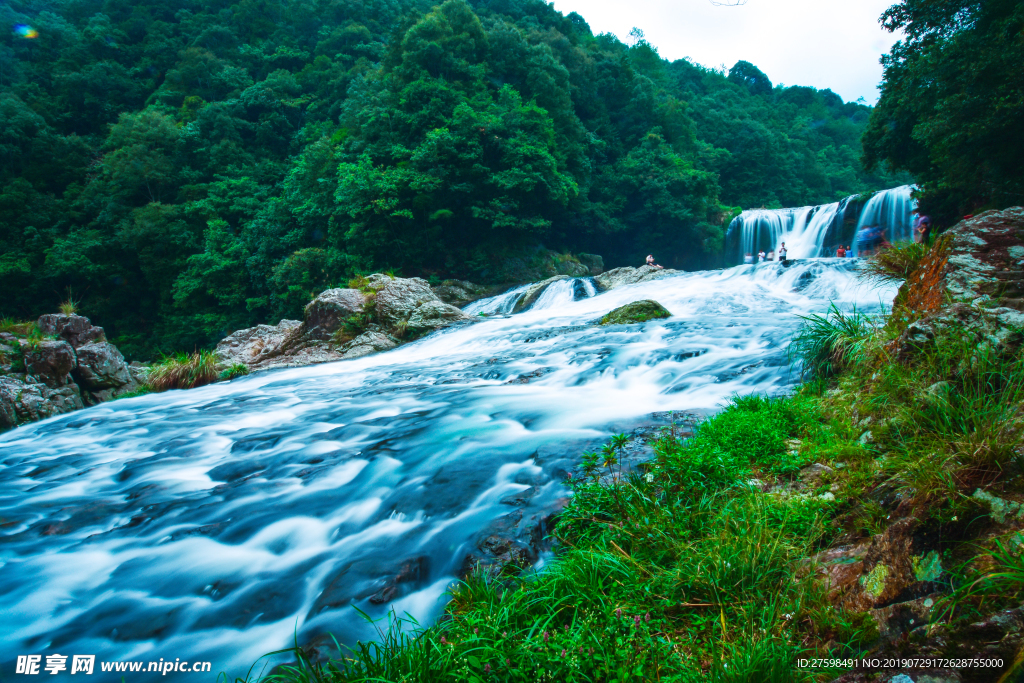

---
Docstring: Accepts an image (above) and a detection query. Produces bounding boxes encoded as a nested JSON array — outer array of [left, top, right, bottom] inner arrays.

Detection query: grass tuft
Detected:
[[790, 304, 876, 380], [858, 240, 929, 285], [147, 351, 219, 391], [218, 363, 250, 381]]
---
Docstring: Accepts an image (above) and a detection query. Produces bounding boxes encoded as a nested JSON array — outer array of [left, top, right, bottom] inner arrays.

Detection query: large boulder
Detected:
[[73, 341, 133, 390], [376, 277, 470, 328], [511, 275, 568, 313], [215, 320, 302, 368], [36, 314, 106, 348], [374, 277, 438, 326], [23, 340, 76, 387], [340, 331, 398, 359], [0, 375, 84, 427], [408, 300, 469, 330], [898, 207, 1024, 327], [303, 288, 367, 341], [594, 265, 678, 291], [598, 300, 672, 325]]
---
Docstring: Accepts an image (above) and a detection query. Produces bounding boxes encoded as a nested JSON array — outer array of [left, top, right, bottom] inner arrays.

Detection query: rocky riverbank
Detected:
[[0, 315, 146, 431]]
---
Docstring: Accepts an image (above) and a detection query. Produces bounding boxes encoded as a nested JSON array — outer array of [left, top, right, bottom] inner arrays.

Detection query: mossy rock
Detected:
[[598, 300, 671, 325]]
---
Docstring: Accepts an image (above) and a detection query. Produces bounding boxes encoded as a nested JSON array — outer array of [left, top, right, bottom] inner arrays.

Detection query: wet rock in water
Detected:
[[594, 265, 677, 291], [214, 320, 302, 369], [303, 288, 367, 341], [0, 376, 84, 424], [511, 275, 569, 313], [407, 299, 469, 330], [73, 342, 133, 390], [36, 313, 107, 348], [23, 340, 76, 387], [340, 331, 397, 359], [599, 300, 672, 325]]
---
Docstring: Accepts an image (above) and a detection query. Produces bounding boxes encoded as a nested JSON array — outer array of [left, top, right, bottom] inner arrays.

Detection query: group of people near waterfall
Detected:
[[743, 242, 788, 264]]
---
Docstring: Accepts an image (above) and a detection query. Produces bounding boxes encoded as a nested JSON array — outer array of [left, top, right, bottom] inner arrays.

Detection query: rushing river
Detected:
[[0, 260, 894, 680]]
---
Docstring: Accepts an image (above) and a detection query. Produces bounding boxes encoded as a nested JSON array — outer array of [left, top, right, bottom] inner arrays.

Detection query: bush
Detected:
[[147, 351, 220, 391]]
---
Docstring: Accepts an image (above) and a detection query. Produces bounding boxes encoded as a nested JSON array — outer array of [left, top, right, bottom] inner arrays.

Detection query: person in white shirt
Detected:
[[757, 250, 766, 262], [778, 242, 788, 261]]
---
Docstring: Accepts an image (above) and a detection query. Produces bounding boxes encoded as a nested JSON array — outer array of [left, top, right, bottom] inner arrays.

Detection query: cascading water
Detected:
[[0, 262, 895, 680], [463, 278, 598, 316], [726, 185, 917, 263], [854, 185, 918, 247]]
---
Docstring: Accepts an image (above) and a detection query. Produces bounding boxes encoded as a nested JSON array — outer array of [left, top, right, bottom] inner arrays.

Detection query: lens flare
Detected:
[[14, 24, 39, 39]]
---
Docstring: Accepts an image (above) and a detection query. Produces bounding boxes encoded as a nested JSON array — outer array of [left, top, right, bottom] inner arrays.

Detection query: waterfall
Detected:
[[726, 185, 917, 263], [0, 262, 897, 681]]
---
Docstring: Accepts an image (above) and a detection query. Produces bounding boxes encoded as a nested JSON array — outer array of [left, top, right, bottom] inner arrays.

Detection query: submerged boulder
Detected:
[[431, 279, 497, 307], [340, 331, 398, 359], [599, 300, 672, 325]]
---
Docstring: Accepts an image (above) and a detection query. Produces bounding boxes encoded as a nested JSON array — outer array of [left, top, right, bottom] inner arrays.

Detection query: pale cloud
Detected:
[[551, 0, 901, 104]]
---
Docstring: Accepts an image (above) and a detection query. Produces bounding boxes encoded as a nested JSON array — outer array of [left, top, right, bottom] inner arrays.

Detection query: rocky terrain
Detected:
[[0, 314, 146, 431]]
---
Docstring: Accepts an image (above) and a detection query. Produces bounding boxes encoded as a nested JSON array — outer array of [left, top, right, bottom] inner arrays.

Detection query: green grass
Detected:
[[147, 351, 220, 391], [219, 363, 250, 381], [0, 317, 36, 336]]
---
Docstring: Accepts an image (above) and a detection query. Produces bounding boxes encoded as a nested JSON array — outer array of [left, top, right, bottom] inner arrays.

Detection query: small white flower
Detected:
[[645, 472, 655, 483]]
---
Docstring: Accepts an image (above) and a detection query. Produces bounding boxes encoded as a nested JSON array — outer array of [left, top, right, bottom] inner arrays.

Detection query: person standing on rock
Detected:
[[778, 242, 788, 262], [836, 245, 846, 258], [757, 250, 766, 262], [915, 214, 932, 244], [846, 246, 853, 258], [767, 250, 775, 261], [645, 255, 664, 269]]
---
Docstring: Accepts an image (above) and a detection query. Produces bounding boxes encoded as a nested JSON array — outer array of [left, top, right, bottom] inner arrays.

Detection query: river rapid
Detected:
[[0, 260, 894, 679]]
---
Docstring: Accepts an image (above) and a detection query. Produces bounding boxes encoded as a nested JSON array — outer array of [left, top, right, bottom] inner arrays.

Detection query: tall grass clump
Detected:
[[0, 317, 34, 335], [147, 351, 219, 391], [858, 240, 929, 285], [58, 287, 80, 315], [789, 304, 875, 380]]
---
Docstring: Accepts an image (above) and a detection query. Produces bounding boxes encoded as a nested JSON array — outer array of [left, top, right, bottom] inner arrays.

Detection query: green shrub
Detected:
[[147, 351, 219, 391]]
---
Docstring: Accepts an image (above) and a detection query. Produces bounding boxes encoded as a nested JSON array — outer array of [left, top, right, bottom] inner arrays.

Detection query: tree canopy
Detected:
[[1, 0, 906, 357], [863, 0, 1024, 221]]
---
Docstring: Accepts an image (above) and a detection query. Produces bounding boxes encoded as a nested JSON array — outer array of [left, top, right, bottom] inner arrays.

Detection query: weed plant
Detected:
[[789, 304, 875, 380], [219, 363, 250, 381], [147, 351, 220, 391]]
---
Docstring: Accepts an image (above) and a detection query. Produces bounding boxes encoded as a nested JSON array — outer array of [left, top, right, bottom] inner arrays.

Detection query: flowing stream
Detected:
[[0, 261, 894, 679]]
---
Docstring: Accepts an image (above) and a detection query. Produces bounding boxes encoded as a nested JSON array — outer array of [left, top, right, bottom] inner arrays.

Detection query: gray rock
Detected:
[[375, 277, 438, 327], [0, 375, 84, 426], [215, 320, 302, 368], [800, 463, 834, 488], [36, 313, 106, 348], [23, 340, 76, 387], [512, 275, 569, 313], [303, 288, 367, 341], [341, 331, 398, 359], [74, 342, 132, 390], [431, 280, 496, 307], [407, 300, 469, 330], [594, 265, 678, 291]]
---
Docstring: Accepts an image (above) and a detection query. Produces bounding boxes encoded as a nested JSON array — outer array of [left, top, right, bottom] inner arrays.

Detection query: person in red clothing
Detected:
[[836, 246, 846, 258]]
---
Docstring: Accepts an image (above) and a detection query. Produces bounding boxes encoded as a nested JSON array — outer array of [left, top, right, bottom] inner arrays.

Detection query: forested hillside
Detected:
[[1, 0, 905, 357]]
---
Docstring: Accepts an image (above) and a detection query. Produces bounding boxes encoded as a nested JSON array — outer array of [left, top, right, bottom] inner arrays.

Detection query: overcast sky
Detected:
[[551, 0, 901, 105]]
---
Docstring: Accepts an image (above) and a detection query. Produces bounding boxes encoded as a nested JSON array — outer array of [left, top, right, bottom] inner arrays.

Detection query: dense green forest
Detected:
[[1, 0, 905, 357], [863, 0, 1024, 222]]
